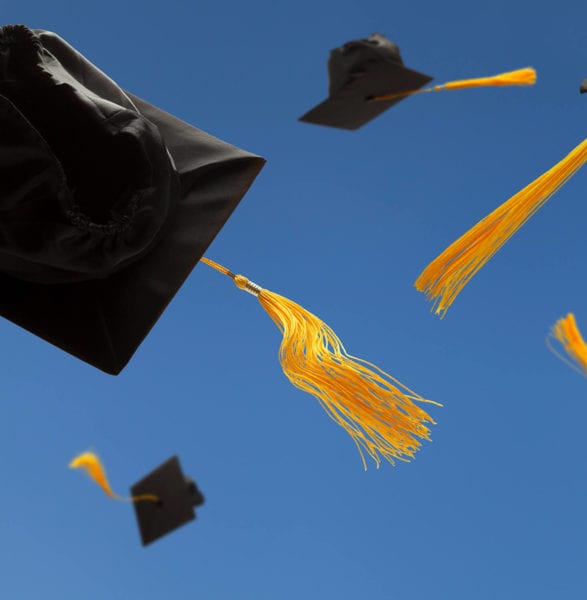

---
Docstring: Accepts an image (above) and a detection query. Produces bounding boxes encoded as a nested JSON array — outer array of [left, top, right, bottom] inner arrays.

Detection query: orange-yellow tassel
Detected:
[[69, 452, 158, 502], [200, 257, 440, 468], [415, 138, 587, 317], [548, 313, 587, 376], [372, 67, 536, 102]]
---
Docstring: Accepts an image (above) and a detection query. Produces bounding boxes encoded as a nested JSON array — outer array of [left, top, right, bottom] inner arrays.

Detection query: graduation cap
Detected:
[[415, 138, 587, 316], [5, 26, 440, 468], [70, 452, 204, 546], [299, 32, 536, 130], [0, 24, 265, 374]]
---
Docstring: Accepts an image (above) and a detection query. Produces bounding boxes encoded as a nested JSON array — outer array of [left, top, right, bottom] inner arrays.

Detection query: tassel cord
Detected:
[[371, 67, 536, 102]]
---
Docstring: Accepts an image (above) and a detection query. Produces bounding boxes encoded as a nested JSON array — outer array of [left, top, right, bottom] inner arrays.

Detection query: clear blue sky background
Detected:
[[1, 0, 586, 598]]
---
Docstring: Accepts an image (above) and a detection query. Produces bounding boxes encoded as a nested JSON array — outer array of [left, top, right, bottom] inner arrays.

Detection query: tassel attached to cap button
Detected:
[[200, 257, 440, 468], [370, 67, 536, 102], [415, 138, 587, 317], [69, 452, 159, 503]]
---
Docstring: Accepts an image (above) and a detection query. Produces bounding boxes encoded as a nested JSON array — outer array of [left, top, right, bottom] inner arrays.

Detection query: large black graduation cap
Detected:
[[299, 33, 432, 130], [0, 25, 265, 374], [130, 455, 204, 546]]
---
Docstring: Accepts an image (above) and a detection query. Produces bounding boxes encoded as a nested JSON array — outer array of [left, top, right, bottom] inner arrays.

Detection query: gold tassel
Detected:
[[200, 257, 440, 468], [415, 138, 587, 317], [70, 452, 159, 502], [547, 313, 587, 376], [371, 67, 536, 102]]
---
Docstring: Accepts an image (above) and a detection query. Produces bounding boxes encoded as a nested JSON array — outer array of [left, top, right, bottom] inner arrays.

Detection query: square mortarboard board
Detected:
[[299, 33, 433, 130], [130, 456, 204, 546], [0, 25, 265, 374]]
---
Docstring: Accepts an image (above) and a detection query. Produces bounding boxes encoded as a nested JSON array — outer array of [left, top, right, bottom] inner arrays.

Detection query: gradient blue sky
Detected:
[[1, 1, 587, 598]]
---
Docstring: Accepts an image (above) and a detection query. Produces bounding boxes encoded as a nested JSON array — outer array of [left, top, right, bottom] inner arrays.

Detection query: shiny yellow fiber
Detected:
[[201, 257, 440, 468], [415, 138, 587, 317], [372, 67, 536, 102], [548, 313, 587, 376]]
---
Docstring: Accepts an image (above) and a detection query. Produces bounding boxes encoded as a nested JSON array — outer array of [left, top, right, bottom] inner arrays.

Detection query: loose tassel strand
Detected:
[[415, 138, 587, 317], [200, 257, 440, 468]]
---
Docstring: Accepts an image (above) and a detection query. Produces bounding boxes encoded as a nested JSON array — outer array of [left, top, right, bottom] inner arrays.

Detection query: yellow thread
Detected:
[[372, 67, 536, 102], [69, 452, 159, 503], [415, 138, 587, 317], [201, 258, 440, 468], [548, 313, 587, 376]]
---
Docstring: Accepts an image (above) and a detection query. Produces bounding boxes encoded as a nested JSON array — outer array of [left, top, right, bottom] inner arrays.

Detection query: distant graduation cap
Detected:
[[299, 32, 536, 130], [4, 26, 440, 468], [0, 24, 265, 375], [70, 452, 204, 546]]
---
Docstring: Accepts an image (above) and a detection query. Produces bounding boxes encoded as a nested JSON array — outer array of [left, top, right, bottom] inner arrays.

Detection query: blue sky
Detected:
[[1, 0, 587, 598]]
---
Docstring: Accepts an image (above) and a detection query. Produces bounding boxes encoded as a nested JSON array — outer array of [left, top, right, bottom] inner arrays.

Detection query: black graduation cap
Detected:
[[131, 455, 204, 546], [581, 78, 587, 94], [0, 25, 265, 374], [299, 33, 432, 130]]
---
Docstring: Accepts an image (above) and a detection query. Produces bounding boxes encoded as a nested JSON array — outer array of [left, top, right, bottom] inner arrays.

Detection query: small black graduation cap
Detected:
[[580, 78, 587, 94], [299, 33, 432, 130], [0, 25, 265, 374], [130, 456, 204, 546]]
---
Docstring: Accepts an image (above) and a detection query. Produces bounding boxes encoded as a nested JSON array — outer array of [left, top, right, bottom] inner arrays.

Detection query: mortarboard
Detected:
[[0, 25, 265, 374], [299, 33, 432, 130], [70, 452, 204, 546], [4, 26, 441, 468], [299, 33, 536, 130]]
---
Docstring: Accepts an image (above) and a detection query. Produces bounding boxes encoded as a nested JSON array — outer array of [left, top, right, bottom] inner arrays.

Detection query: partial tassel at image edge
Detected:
[[547, 313, 587, 376], [69, 452, 159, 502], [200, 257, 440, 469], [415, 138, 587, 317]]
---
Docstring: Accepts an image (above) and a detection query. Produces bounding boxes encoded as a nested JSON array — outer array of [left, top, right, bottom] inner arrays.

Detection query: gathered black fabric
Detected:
[[0, 24, 175, 283], [0, 25, 265, 373]]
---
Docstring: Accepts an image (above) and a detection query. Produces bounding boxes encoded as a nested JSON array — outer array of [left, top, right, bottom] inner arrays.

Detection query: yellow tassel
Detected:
[[415, 138, 587, 317], [69, 452, 159, 502], [547, 313, 587, 376], [200, 257, 440, 468], [371, 67, 536, 102]]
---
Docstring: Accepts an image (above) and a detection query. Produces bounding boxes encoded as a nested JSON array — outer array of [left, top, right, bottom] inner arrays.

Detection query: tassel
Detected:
[[200, 257, 440, 468], [415, 138, 587, 317], [69, 452, 159, 502], [547, 313, 587, 376], [371, 67, 536, 102]]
